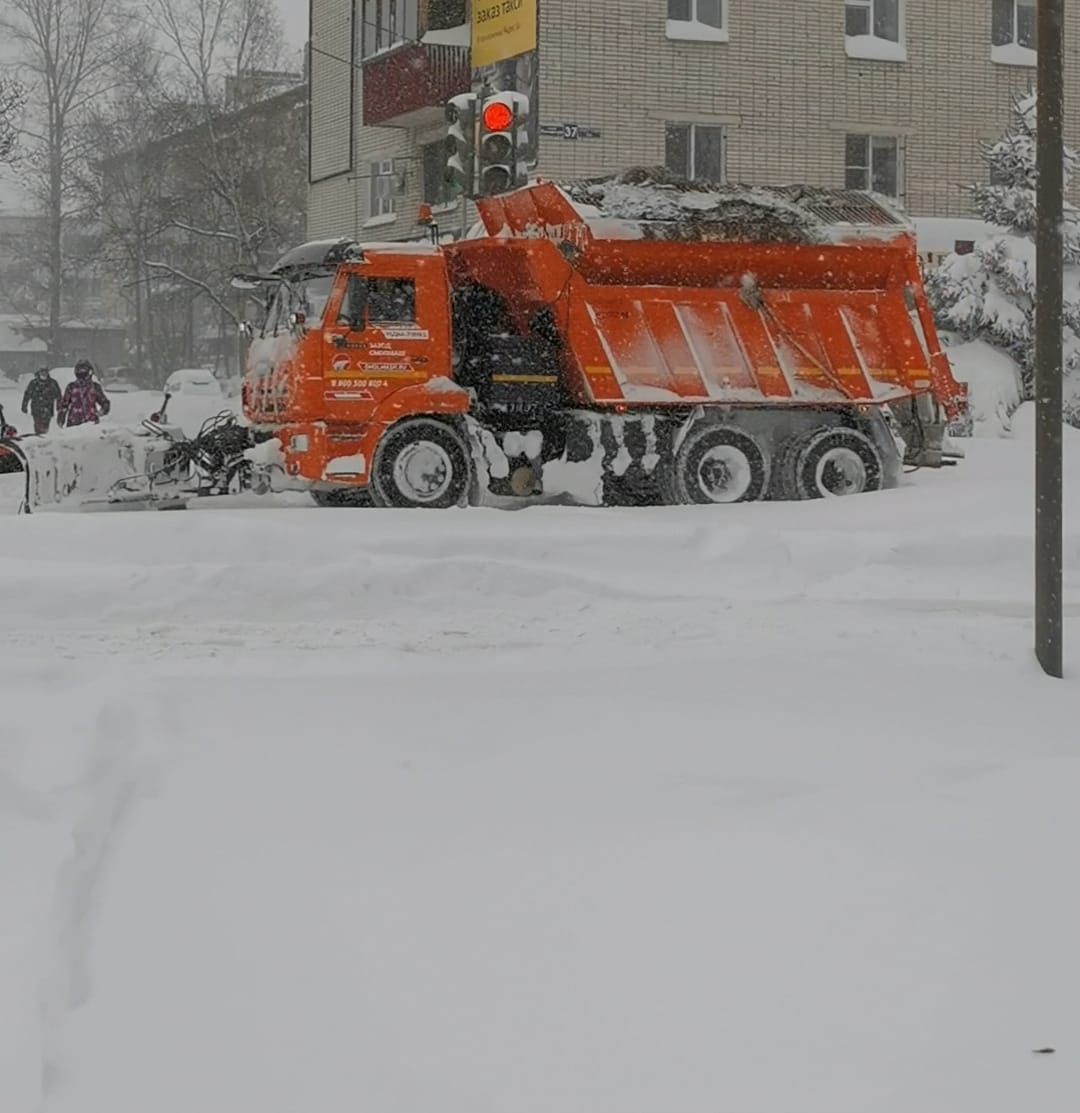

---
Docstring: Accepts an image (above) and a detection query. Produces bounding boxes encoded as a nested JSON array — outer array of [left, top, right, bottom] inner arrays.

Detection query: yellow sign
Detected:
[[471, 0, 537, 67]]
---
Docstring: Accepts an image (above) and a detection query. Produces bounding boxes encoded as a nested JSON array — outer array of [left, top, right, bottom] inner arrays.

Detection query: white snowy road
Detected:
[[1, 429, 1079, 1113]]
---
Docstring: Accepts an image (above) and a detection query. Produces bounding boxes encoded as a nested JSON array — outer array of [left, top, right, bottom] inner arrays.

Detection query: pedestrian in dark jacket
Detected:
[[58, 360, 111, 428], [22, 366, 63, 434]]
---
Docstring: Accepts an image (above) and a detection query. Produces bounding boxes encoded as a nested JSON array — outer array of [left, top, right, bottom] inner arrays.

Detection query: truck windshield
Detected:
[[263, 272, 336, 334], [299, 273, 335, 323], [264, 284, 287, 336]]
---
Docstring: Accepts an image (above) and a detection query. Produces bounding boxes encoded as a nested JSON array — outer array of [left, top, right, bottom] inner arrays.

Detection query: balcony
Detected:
[[362, 41, 471, 130]]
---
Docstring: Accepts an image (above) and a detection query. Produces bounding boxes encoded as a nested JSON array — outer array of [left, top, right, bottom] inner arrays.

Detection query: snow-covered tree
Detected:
[[926, 91, 1080, 430], [0, 76, 25, 163]]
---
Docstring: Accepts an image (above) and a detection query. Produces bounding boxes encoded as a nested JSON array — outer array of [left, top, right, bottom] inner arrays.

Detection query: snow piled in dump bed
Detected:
[[563, 167, 826, 244], [560, 167, 910, 244], [1, 439, 1079, 1113]]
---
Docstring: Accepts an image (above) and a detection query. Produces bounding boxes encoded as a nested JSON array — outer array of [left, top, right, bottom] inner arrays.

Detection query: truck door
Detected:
[[323, 268, 436, 405]]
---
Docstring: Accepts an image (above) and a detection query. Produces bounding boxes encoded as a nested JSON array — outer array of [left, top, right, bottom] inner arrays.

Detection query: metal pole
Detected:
[[1035, 0, 1065, 678], [461, 78, 485, 240]]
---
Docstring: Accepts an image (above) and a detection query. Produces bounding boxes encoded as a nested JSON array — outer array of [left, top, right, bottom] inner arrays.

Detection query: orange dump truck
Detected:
[[237, 181, 965, 508]]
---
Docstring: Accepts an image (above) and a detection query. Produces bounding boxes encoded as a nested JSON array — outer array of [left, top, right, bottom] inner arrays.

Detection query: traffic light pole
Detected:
[[460, 80, 486, 239], [1035, 0, 1065, 679]]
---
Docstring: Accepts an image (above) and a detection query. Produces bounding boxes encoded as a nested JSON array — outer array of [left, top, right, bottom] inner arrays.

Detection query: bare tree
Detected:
[[72, 55, 172, 377], [146, 0, 287, 270], [147, 0, 284, 108], [0, 0, 140, 356], [134, 0, 296, 371], [0, 76, 26, 163]]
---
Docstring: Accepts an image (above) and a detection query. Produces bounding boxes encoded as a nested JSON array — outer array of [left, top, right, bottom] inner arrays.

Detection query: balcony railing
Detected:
[[362, 43, 471, 129]]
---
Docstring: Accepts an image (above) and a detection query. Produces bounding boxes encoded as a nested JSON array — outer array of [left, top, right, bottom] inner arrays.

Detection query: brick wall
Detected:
[[309, 0, 1079, 239]]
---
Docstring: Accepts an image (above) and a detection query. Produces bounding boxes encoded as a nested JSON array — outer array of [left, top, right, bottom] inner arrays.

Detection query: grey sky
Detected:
[[277, 0, 307, 49]]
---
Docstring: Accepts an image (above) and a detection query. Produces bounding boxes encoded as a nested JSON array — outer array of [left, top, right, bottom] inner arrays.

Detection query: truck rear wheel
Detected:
[[792, 427, 884, 499], [370, 418, 471, 509], [667, 424, 769, 505]]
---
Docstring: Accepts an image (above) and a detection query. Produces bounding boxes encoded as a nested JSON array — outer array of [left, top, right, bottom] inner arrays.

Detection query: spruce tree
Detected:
[[927, 91, 1080, 427]]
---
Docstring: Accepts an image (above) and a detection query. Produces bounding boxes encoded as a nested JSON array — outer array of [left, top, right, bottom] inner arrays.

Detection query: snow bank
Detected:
[[943, 338, 1023, 436], [1009, 401, 1080, 443]]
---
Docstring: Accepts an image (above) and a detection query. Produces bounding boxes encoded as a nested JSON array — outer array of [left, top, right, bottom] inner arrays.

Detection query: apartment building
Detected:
[[307, 0, 1070, 243]]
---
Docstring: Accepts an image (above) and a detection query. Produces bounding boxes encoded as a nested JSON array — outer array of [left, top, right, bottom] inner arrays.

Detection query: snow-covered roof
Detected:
[[0, 317, 47, 354]]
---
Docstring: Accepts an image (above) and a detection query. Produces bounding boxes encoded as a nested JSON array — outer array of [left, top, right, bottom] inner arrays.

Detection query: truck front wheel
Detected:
[[370, 418, 472, 509]]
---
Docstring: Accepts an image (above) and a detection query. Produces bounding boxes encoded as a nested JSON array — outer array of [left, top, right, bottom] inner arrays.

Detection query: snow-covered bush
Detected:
[[926, 91, 1080, 433]]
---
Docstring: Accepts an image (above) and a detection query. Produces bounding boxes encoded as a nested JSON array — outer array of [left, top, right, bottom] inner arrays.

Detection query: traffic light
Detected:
[[445, 92, 478, 198], [477, 92, 530, 197]]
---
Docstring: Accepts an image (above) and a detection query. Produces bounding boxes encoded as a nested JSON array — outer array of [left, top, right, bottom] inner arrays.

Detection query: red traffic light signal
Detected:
[[482, 100, 514, 131]]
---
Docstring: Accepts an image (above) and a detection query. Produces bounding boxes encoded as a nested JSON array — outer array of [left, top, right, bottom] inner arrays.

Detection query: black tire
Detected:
[[768, 435, 800, 501], [311, 487, 373, 508], [369, 418, 472, 509], [793, 427, 884, 499], [667, 424, 769, 505]]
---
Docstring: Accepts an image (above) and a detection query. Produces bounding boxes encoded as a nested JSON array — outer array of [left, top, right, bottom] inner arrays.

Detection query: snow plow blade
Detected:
[[5, 425, 180, 513]]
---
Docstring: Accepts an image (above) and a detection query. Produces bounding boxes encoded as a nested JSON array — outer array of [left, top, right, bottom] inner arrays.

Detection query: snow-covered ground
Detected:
[[1, 425, 1079, 1113]]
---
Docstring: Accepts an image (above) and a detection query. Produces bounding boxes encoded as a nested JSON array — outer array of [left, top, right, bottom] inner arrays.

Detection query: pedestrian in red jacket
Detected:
[[58, 360, 111, 428]]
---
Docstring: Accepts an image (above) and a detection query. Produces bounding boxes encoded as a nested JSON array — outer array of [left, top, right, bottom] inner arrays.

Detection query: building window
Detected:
[[845, 134, 902, 199], [666, 0, 728, 43], [427, 0, 467, 31], [362, 0, 419, 58], [992, 0, 1036, 65], [665, 123, 726, 183], [422, 141, 456, 208], [369, 159, 398, 219], [845, 0, 906, 61]]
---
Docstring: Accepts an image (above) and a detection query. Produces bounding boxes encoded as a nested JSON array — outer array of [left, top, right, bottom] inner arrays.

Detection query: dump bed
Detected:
[[460, 183, 965, 419]]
